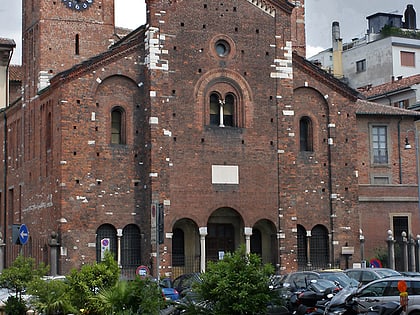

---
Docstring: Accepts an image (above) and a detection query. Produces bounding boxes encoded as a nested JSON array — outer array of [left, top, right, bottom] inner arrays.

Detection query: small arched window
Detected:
[[210, 93, 220, 126], [299, 116, 313, 152], [209, 92, 236, 127], [111, 107, 126, 144]]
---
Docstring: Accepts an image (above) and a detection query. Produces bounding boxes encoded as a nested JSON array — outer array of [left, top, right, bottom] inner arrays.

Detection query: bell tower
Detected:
[[22, 0, 116, 101], [290, 0, 306, 57]]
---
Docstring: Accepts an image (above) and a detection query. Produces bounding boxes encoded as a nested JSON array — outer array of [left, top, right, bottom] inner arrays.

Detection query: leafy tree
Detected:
[[0, 255, 48, 297], [196, 245, 275, 315], [0, 254, 48, 315], [65, 251, 120, 313]]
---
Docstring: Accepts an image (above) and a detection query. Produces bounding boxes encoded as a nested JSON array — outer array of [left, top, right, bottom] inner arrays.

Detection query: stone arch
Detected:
[[194, 69, 254, 129], [206, 207, 245, 261], [172, 218, 200, 278]]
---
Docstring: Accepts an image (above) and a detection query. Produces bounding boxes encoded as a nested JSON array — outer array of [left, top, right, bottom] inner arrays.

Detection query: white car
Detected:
[[354, 276, 420, 315]]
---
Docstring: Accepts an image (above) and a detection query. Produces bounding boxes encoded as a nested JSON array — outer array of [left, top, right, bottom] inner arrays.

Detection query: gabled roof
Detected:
[[361, 74, 420, 99], [355, 99, 420, 117], [293, 52, 362, 101], [50, 25, 146, 87]]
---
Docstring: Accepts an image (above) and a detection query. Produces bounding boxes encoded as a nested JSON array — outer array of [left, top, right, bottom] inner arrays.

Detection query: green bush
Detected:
[[195, 245, 275, 315], [4, 295, 27, 315], [27, 278, 75, 315], [66, 251, 120, 314]]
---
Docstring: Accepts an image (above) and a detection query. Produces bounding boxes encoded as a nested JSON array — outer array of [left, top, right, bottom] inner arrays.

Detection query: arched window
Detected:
[[224, 93, 234, 127], [111, 107, 126, 144], [300, 116, 313, 152], [210, 93, 220, 126], [297, 225, 308, 268], [75, 34, 80, 55], [46, 112, 52, 150], [96, 224, 117, 262], [121, 224, 141, 268], [310, 225, 329, 268], [209, 92, 236, 127]]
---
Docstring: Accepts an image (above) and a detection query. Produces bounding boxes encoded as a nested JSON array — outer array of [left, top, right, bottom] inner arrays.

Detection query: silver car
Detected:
[[354, 276, 420, 315]]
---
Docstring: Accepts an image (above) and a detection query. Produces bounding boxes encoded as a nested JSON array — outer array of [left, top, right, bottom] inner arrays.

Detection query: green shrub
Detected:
[[196, 245, 275, 315]]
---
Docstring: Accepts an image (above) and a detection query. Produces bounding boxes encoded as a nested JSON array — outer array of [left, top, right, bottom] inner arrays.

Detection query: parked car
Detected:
[[316, 270, 359, 288], [160, 278, 180, 301], [172, 273, 202, 298], [350, 276, 420, 315], [278, 271, 320, 292], [400, 271, 420, 278], [344, 268, 401, 286]]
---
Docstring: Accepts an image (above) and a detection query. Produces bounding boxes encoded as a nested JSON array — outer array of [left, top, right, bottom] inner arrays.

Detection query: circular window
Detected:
[[215, 40, 230, 57]]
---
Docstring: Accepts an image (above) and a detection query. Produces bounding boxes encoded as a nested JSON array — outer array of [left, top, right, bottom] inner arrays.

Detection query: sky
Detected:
[[1, 0, 420, 65]]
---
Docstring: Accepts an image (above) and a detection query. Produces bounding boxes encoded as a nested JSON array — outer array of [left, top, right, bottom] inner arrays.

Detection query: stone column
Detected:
[[387, 230, 395, 270], [48, 232, 60, 276], [306, 230, 312, 267], [410, 235, 416, 272], [244, 227, 253, 254], [117, 229, 123, 268], [199, 227, 208, 273], [402, 231, 408, 272]]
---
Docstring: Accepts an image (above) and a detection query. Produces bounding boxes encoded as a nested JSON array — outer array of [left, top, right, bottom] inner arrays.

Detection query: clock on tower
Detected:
[[61, 0, 94, 11]]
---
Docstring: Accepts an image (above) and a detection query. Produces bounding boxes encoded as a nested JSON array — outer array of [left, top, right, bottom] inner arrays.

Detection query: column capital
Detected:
[[199, 227, 208, 236], [244, 227, 253, 236]]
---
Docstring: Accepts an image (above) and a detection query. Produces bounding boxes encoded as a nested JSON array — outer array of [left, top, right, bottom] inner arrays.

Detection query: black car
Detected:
[[344, 268, 401, 285]]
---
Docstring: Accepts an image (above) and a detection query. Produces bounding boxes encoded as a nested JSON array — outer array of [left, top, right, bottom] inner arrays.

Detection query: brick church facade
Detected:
[[1, 0, 420, 277]]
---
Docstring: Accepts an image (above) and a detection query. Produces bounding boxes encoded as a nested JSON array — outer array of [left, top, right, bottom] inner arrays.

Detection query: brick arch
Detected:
[[251, 219, 278, 266], [293, 86, 329, 153], [94, 75, 141, 145], [194, 69, 254, 129]]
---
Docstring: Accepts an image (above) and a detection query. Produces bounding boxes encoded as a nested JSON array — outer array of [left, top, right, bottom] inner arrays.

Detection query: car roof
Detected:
[[359, 276, 420, 287]]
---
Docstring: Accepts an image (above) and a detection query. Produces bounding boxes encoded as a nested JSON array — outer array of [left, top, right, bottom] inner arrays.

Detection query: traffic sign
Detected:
[[18, 224, 29, 245], [136, 265, 149, 278]]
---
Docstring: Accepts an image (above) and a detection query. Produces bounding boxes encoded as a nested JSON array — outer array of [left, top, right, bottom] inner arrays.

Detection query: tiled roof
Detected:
[[9, 65, 22, 81], [355, 99, 420, 116], [360, 74, 420, 98]]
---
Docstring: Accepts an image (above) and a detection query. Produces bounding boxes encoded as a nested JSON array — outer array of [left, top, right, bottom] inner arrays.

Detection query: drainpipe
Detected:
[[2, 110, 6, 271], [398, 118, 403, 184], [327, 118, 335, 267], [2, 48, 13, 271]]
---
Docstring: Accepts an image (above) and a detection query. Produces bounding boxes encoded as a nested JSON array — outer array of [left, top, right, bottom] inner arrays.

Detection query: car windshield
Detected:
[[319, 273, 358, 288], [375, 269, 401, 278], [309, 279, 337, 292]]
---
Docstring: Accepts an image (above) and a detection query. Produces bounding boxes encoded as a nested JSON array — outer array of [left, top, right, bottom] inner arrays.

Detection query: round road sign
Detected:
[[19, 224, 29, 245]]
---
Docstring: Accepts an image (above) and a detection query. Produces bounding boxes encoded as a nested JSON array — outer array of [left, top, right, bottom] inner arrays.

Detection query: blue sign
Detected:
[[18, 224, 29, 245]]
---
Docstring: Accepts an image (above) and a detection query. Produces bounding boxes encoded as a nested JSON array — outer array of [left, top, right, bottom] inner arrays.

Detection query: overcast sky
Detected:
[[1, 0, 420, 64]]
